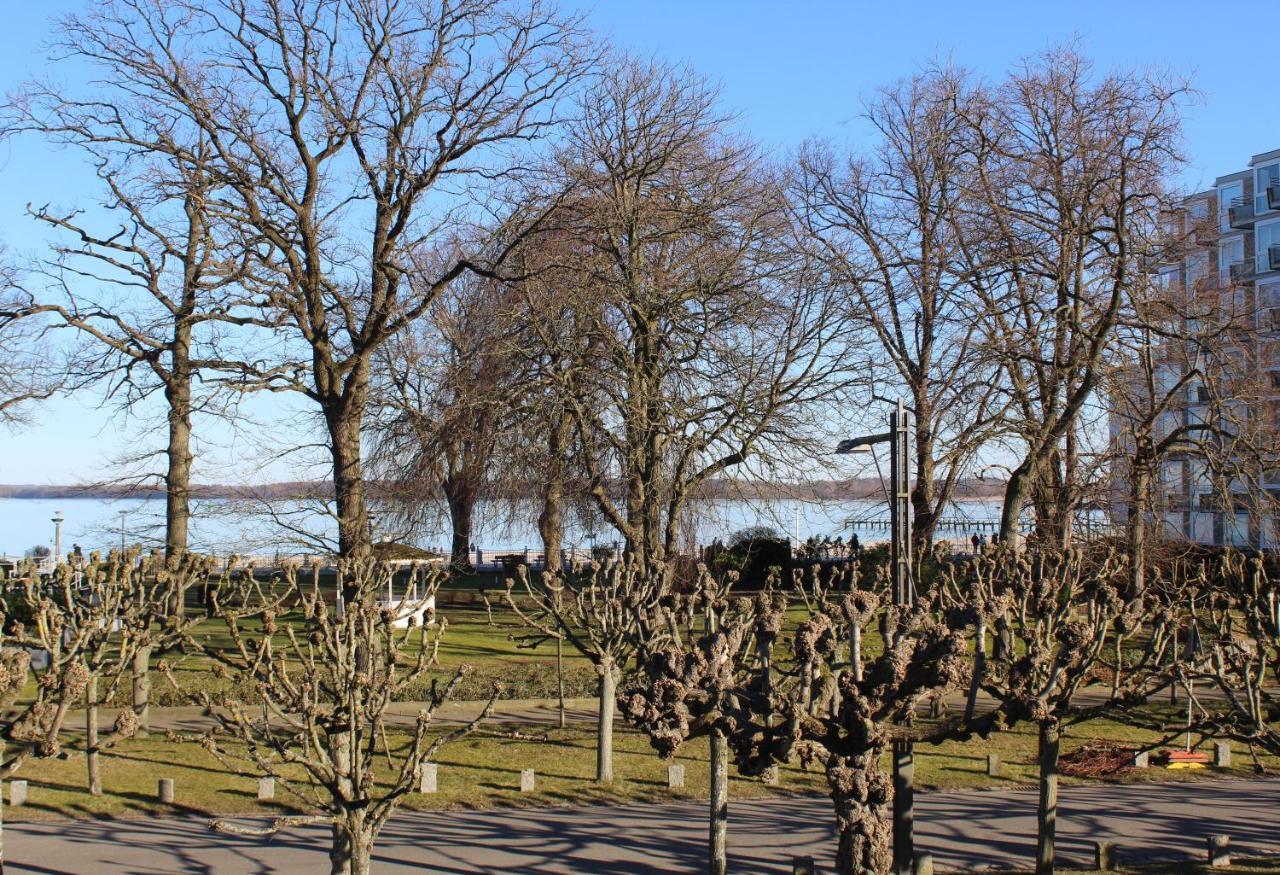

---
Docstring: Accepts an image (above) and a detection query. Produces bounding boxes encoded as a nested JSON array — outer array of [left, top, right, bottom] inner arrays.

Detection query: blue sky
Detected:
[[0, 0, 1273, 484]]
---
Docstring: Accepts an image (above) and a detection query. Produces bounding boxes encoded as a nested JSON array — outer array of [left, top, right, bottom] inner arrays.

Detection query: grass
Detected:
[[9, 711, 1276, 823]]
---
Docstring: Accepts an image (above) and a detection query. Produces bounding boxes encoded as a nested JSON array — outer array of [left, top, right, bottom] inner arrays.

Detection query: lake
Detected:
[[0, 495, 1006, 558]]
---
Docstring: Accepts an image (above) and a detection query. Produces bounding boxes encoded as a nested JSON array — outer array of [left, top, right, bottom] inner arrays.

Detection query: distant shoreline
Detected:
[[0, 478, 1008, 502]]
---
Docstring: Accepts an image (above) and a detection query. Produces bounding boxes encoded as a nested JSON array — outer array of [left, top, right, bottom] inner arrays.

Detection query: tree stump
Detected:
[[257, 777, 275, 801], [9, 780, 28, 807], [667, 764, 684, 789], [986, 753, 1001, 777], [158, 778, 175, 804], [1207, 834, 1230, 868], [420, 763, 438, 794], [1094, 840, 1117, 871], [519, 768, 535, 793]]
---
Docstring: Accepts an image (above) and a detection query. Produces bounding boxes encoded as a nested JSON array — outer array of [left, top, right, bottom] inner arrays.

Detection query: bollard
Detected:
[[1207, 834, 1231, 868], [420, 763, 438, 794], [519, 768, 535, 793], [1094, 840, 1117, 871], [1132, 750, 1149, 769], [913, 852, 934, 875], [158, 778, 175, 804], [257, 777, 275, 801], [9, 780, 28, 807], [986, 753, 1001, 777], [792, 856, 815, 875], [1214, 742, 1231, 768], [667, 764, 685, 789]]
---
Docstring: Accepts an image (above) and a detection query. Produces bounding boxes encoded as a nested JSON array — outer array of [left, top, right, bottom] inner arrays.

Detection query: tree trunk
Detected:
[[329, 810, 374, 875], [965, 622, 986, 723], [1000, 462, 1033, 548], [556, 638, 566, 730], [444, 482, 476, 572], [328, 385, 371, 561], [828, 748, 893, 875], [539, 420, 567, 574], [709, 731, 728, 875], [1127, 460, 1152, 599], [850, 624, 863, 684], [132, 646, 152, 736], [596, 660, 616, 783], [164, 330, 194, 558], [892, 739, 915, 875], [86, 675, 102, 796], [1036, 720, 1061, 875]]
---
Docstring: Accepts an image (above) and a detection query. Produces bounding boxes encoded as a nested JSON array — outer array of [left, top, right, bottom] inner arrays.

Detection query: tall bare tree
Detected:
[[955, 50, 1188, 546], [525, 58, 852, 572], [34, 0, 591, 558], [793, 67, 1003, 549]]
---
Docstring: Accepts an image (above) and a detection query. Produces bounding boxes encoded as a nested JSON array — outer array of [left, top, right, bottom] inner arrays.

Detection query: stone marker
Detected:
[[420, 763, 438, 794], [9, 780, 28, 807], [667, 764, 685, 789], [986, 753, 1001, 777], [913, 852, 934, 875], [158, 778, 175, 804], [1094, 840, 1117, 871], [257, 777, 275, 801], [1207, 834, 1231, 868], [1214, 741, 1231, 768], [792, 856, 815, 875], [763, 767, 779, 786], [519, 768, 535, 793], [1132, 750, 1149, 769]]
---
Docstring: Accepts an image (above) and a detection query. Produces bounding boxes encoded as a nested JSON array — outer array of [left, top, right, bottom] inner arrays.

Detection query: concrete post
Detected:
[[519, 769, 535, 793], [1132, 751, 1149, 769], [667, 764, 685, 789], [1207, 835, 1230, 868], [792, 857, 815, 875], [9, 780, 28, 807], [1214, 742, 1231, 768], [257, 777, 274, 801], [1094, 841, 1117, 871], [158, 778, 175, 803], [913, 852, 934, 875], [420, 763, 438, 794], [986, 753, 1001, 777], [763, 766, 779, 786]]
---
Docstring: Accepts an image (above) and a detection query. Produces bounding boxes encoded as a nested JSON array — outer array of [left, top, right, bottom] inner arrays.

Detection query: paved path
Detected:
[[7, 778, 1279, 873]]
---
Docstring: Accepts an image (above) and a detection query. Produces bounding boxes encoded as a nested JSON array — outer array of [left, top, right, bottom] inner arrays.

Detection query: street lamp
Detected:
[[51, 511, 64, 563], [836, 395, 915, 875], [118, 509, 128, 553]]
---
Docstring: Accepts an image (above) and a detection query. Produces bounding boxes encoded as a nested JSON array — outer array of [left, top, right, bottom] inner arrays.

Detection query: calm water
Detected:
[[0, 495, 1004, 558]]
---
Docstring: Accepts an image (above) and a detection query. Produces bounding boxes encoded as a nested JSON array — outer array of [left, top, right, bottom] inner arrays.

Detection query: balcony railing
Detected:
[[1269, 182, 1280, 212], [1229, 198, 1256, 229], [1270, 244, 1280, 273]]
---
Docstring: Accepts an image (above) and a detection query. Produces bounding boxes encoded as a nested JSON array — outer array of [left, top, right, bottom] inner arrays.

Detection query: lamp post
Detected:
[[836, 396, 914, 875], [51, 511, 64, 563], [118, 509, 128, 553]]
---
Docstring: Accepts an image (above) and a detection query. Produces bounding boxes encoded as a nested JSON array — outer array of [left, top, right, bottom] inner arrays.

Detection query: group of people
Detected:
[[969, 531, 999, 554]]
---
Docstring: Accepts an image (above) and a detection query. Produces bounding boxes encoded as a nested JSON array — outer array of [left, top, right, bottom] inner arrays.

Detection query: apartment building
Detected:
[[1126, 147, 1280, 548]]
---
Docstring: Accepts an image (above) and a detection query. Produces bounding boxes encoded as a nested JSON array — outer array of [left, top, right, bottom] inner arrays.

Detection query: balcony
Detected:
[[1228, 260, 1254, 283], [1269, 182, 1280, 212], [1271, 244, 1280, 273], [1229, 198, 1256, 229]]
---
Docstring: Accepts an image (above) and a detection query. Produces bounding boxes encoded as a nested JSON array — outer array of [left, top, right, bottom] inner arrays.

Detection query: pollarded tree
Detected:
[[191, 558, 495, 875], [624, 563, 968, 875], [948, 547, 1173, 875], [502, 559, 668, 783]]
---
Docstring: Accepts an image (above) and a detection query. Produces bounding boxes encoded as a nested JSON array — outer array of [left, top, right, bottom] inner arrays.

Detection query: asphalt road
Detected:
[[7, 778, 1279, 873]]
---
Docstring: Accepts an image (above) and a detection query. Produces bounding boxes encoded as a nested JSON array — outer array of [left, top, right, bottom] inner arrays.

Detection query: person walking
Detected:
[[970, 533, 980, 554]]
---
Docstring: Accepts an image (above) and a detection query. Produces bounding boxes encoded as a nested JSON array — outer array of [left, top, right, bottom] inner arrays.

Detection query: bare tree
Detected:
[[502, 559, 667, 783], [955, 50, 1188, 546], [524, 57, 852, 572], [35, 0, 592, 558], [793, 67, 1003, 550], [191, 557, 494, 875], [0, 258, 61, 426]]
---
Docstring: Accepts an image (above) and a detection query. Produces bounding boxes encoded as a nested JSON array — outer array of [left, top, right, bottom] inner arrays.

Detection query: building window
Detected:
[[1258, 220, 1280, 274], [1219, 237, 1245, 286], [1220, 181, 1244, 232], [1187, 251, 1209, 290], [1256, 162, 1279, 215]]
